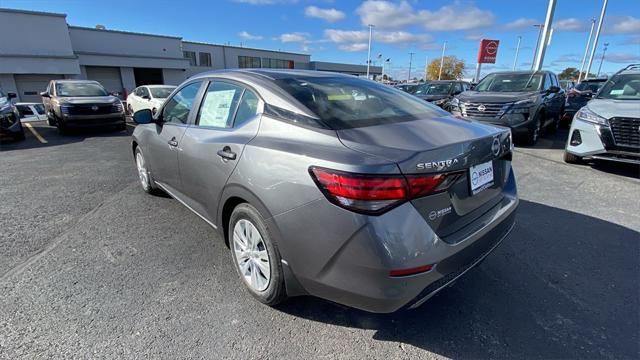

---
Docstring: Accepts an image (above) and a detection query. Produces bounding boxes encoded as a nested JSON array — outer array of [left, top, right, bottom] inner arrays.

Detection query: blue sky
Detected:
[[4, 0, 639, 79]]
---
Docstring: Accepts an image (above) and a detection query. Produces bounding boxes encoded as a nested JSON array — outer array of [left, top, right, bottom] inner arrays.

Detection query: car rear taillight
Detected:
[[309, 167, 461, 215]]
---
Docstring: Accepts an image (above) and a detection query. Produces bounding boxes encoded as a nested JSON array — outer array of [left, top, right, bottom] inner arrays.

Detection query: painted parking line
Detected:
[[24, 123, 48, 144]]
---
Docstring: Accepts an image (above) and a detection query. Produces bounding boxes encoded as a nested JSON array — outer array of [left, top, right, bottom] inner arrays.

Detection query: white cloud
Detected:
[[554, 18, 586, 32], [324, 29, 432, 46], [503, 18, 538, 31], [605, 16, 640, 34], [464, 33, 485, 42], [602, 52, 640, 63], [274, 32, 309, 43], [338, 43, 369, 52], [356, 0, 494, 31], [238, 31, 263, 40], [304, 6, 345, 23]]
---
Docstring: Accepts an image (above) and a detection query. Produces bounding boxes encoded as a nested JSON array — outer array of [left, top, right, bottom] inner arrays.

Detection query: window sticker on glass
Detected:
[[609, 89, 624, 95], [200, 89, 237, 127]]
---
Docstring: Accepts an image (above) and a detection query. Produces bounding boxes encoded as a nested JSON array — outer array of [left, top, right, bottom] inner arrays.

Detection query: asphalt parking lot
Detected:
[[1, 121, 639, 359]]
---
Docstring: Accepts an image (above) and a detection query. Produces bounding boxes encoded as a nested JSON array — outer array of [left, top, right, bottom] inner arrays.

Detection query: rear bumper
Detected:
[[566, 119, 640, 164], [271, 167, 519, 313]]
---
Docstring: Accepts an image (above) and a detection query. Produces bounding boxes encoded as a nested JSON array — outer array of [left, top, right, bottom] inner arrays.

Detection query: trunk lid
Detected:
[[337, 116, 512, 241]]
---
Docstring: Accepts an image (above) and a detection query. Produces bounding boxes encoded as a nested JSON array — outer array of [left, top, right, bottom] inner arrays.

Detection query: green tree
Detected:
[[427, 56, 465, 80], [558, 67, 596, 80]]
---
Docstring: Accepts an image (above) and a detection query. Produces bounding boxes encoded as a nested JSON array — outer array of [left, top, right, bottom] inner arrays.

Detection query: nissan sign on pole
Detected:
[[474, 39, 500, 82], [478, 39, 500, 64]]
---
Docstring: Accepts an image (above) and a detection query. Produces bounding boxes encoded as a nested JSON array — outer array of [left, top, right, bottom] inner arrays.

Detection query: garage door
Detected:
[[85, 66, 123, 96], [15, 74, 61, 103]]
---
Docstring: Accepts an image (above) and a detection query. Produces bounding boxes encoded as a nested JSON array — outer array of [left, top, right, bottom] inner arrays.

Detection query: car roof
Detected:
[[424, 80, 461, 83], [143, 85, 177, 88], [190, 69, 353, 82], [489, 70, 551, 75], [53, 79, 101, 84]]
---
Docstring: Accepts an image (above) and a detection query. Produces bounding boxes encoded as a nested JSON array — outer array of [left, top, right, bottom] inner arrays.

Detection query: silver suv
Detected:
[[131, 69, 518, 313], [41, 80, 125, 134]]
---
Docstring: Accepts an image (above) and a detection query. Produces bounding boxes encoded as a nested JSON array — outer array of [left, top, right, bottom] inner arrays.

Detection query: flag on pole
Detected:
[[377, 53, 382, 59]]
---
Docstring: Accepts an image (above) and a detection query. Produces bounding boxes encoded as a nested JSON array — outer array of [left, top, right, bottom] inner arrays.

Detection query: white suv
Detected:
[[564, 64, 640, 165], [126, 85, 176, 115]]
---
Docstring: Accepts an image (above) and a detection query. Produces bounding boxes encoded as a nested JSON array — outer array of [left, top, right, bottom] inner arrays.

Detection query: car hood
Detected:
[[456, 91, 539, 103], [586, 99, 640, 119], [336, 116, 509, 174], [415, 94, 449, 101], [58, 96, 119, 105]]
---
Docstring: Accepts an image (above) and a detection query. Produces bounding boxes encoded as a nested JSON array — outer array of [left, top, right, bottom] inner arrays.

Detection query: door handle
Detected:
[[217, 147, 237, 160], [168, 137, 178, 147]]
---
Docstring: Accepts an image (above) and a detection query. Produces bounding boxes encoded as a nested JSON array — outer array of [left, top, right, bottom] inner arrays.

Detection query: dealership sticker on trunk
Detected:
[[470, 161, 494, 195]]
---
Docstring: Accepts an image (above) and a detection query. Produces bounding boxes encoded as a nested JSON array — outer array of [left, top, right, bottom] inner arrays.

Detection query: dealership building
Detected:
[[0, 8, 382, 102]]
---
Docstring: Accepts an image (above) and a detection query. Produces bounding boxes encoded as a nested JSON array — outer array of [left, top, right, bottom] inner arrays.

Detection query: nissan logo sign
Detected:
[[477, 104, 486, 112], [91, 105, 99, 111]]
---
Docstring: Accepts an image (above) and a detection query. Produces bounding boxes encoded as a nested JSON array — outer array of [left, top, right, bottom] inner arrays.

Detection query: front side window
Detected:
[[197, 82, 243, 128], [55, 82, 108, 97], [597, 73, 640, 100], [183, 51, 197, 66], [162, 82, 202, 124], [33, 104, 45, 114], [199, 52, 212, 67], [275, 76, 446, 130], [139, 87, 150, 98], [475, 73, 544, 92], [149, 87, 174, 99], [16, 105, 34, 117]]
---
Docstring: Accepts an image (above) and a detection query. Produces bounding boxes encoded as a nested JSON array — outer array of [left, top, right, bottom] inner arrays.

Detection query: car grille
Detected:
[[609, 117, 640, 148], [66, 104, 118, 115], [460, 102, 507, 118]]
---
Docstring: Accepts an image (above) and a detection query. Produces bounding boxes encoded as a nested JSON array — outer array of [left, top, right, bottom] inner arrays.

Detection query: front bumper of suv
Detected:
[[566, 118, 640, 164], [451, 106, 536, 137], [60, 112, 126, 128], [270, 166, 518, 313]]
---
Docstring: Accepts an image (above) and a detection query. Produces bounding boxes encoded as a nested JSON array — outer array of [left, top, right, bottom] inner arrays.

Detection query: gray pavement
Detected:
[[1, 122, 638, 359]]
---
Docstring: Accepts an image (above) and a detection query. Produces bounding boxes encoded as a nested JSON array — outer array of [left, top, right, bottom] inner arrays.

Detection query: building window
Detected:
[[238, 56, 261, 68], [261, 58, 294, 69], [199, 52, 212, 67], [183, 51, 197, 66]]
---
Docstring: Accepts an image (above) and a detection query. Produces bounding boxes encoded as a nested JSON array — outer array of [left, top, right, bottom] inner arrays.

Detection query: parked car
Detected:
[[564, 64, 640, 165], [395, 83, 420, 94], [16, 103, 48, 122], [131, 69, 518, 313], [412, 80, 471, 110], [562, 78, 608, 124], [41, 80, 126, 134], [126, 85, 176, 115], [0, 91, 24, 141], [559, 79, 575, 92], [450, 71, 565, 145]]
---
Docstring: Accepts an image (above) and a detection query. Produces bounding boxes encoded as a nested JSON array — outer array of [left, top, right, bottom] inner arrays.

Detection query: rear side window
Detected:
[[274, 76, 445, 130], [576, 81, 606, 92], [197, 82, 243, 128], [162, 82, 202, 124], [234, 90, 259, 127]]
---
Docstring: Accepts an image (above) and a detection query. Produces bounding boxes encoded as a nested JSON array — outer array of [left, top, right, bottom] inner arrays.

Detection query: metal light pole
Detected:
[[424, 56, 429, 81], [578, 19, 596, 82], [408, 52, 415, 82], [513, 36, 522, 70], [585, 0, 608, 80], [531, 24, 544, 69], [366, 24, 374, 79], [533, 0, 557, 71], [597, 42, 609, 77], [438, 40, 447, 80]]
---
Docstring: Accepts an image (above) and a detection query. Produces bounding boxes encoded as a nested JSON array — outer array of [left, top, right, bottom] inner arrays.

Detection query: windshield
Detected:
[[575, 81, 606, 92], [475, 73, 543, 92], [414, 83, 452, 95], [597, 73, 640, 100], [150, 87, 174, 99], [275, 76, 446, 129], [55, 82, 108, 97]]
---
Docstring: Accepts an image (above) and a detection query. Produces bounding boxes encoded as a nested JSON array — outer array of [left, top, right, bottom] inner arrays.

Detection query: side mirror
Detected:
[[133, 109, 155, 124], [40, 92, 50, 98], [7, 92, 17, 99], [142, 95, 151, 100], [548, 86, 561, 93]]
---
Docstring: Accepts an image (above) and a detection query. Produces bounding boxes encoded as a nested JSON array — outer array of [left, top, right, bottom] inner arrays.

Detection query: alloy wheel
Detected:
[[233, 219, 271, 292], [135, 151, 150, 190]]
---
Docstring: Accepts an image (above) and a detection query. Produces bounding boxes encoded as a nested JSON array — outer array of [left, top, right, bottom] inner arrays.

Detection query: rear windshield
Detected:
[[575, 80, 606, 92], [150, 87, 174, 99], [597, 73, 640, 100], [475, 73, 543, 92], [56, 82, 108, 97], [274, 76, 446, 129], [414, 83, 452, 95]]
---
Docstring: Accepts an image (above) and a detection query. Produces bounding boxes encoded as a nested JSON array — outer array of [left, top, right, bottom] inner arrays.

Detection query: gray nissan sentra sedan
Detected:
[[131, 69, 518, 313]]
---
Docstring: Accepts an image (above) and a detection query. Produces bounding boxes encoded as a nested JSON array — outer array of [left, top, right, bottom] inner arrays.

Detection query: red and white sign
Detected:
[[477, 39, 500, 64]]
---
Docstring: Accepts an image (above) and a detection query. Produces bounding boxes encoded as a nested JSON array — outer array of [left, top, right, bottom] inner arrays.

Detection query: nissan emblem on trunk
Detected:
[[91, 105, 99, 111]]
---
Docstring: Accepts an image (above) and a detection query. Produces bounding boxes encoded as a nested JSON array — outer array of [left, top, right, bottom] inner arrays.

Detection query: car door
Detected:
[[42, 81, 53, 114], [550, 73, 564, 116], [541, 73, 555, 125], [128, 87, 140, 113], [145, 81, 204, 192], [178, 79, 263, 222]]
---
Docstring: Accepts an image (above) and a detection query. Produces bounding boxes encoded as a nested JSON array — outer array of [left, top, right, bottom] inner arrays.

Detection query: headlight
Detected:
[[112, 101, 124, 112], [450, 98, 460, 106], [575, 107, 607, 125]]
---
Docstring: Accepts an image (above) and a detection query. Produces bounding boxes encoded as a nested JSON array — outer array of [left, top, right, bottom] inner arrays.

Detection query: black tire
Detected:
[[564, 151, 582, 164], [134, 147, 162, 195], [229, 203, 287, 306], [47, 114, 56, 126], [523, 112, 543, 145]]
